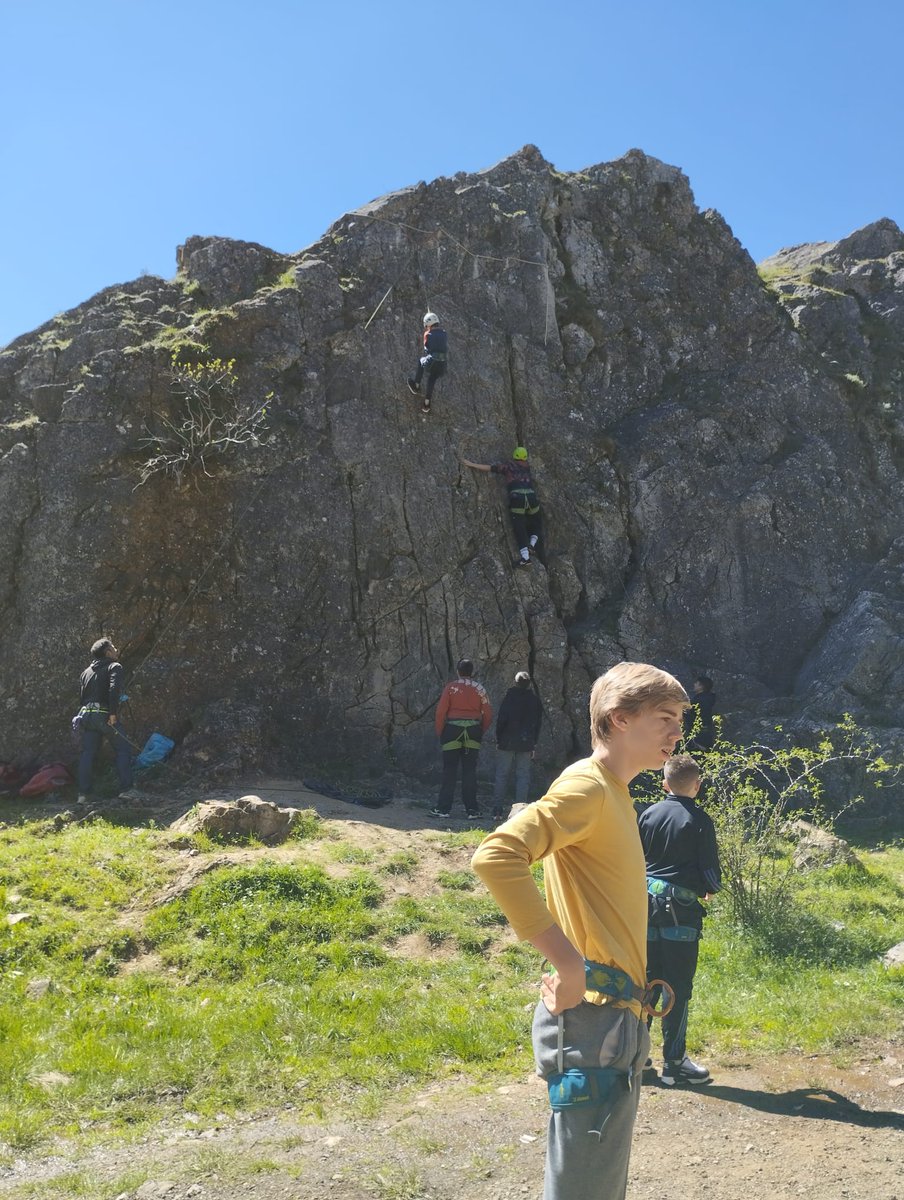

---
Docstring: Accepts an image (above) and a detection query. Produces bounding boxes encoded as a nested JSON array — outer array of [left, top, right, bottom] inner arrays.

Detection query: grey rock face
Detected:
[[1, 147, 903, 784]]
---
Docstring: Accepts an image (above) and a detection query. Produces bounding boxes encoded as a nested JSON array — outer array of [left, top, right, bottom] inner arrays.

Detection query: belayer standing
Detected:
[[407, 311, 447, 415], [491, 669, 542, 823], [461, 446, 542, 567], [638, 752, 721, 1086], [75, 637, 133, 804], [430, 658, 493, 820]]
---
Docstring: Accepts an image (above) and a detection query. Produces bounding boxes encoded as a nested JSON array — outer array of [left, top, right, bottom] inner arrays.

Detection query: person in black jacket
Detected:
[[491, 670, 542, 822], [683, 675, 716, 750], [407, 312, 447, 414], [638, 753, 721, 1087], [75, 637, 133, 803]]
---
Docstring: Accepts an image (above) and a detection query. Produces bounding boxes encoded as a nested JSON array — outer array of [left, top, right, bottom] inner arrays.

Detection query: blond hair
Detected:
[[663, 753, 701, 793], [589, 662, 688, 750]]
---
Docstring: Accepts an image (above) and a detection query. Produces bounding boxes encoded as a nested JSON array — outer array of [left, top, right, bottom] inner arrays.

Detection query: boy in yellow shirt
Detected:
[[472, 662, 688, 1200]]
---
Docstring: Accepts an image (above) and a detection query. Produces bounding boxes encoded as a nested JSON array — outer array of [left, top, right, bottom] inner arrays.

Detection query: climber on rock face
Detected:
[[461, 446, 543, 567], [407, 312, 447, 415]]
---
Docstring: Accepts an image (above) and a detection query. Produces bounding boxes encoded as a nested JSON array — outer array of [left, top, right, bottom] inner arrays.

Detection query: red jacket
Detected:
[[435, 677, 493, 735]]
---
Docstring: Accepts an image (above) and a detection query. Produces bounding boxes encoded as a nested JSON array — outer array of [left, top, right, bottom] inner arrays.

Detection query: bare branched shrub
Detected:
[[696, 715, 893, 936], [135, 356, 270, 488]]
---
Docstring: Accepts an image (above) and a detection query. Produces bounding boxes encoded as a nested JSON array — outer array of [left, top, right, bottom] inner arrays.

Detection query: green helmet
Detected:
[[512, 446, 528, 460]]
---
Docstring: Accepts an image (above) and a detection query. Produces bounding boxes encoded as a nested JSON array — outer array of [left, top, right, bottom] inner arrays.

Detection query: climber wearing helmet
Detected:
[[461, 446, 543, 567], [407, 311, 448, 414]]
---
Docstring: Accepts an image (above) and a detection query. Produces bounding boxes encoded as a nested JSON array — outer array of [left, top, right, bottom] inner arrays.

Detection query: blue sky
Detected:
[[1, 0, 902, 348]]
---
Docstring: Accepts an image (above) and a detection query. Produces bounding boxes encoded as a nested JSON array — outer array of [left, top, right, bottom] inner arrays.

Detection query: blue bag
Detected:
[[135, 732, 175, 770]]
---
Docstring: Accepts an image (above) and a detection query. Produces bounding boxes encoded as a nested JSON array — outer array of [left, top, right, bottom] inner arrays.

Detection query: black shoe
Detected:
[[515, 557, 532, 568], [660, 1056, 711, 1086], [490, 809, 504, 822], [407, 379, 420, 395]]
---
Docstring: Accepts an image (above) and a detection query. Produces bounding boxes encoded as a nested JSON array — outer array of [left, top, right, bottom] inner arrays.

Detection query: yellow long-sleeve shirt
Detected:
[[471, 756, 648, 1013]]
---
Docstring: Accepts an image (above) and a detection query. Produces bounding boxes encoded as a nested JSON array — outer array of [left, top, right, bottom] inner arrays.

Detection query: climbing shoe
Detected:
[[660, 1056, 711, 1086], [407, 379, 420, 395]]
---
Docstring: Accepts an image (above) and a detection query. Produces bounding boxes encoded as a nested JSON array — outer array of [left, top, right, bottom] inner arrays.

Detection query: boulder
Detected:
[[789, 820, 861, 872], [170, 794, 304, 844], [881, 941, 904, 970]]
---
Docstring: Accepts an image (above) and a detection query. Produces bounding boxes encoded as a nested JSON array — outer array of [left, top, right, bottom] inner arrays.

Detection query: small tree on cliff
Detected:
[[136, 354, 270, 488]]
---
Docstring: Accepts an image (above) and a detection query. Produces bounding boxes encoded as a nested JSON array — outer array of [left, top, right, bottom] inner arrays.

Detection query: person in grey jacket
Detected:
[[491, 670, 542, 822]]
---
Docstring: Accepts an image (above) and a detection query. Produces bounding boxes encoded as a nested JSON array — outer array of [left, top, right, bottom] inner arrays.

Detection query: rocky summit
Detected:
[[1, 146, 903, 782]]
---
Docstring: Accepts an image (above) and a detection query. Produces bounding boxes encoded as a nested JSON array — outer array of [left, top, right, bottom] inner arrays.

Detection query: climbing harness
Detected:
[[583, 958, 675, 1019], [547, 1066, 630, 1111], [508, 486, 540, 515], [647, 877, 698, 905], [440, 719, 483, 751], [646, 876, 702, 941], [648, 925, 699, 943]]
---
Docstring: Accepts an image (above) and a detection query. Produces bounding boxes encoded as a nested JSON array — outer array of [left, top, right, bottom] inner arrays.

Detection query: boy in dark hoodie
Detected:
[[491, 670, 542, 821]]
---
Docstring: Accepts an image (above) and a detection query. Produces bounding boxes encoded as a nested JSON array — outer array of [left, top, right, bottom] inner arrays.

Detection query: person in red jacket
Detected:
[[430, 658, 493, 820]]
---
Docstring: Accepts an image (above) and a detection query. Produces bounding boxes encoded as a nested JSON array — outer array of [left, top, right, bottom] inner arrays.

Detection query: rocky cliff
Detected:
[[1, 146, 903, 782]]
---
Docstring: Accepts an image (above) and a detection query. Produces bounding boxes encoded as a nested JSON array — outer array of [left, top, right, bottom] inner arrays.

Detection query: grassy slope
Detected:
[[1, 809, 902, 1159]]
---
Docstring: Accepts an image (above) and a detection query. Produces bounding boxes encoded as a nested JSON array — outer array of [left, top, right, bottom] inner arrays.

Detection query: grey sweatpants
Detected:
[[532, 1000, 650, 1200]]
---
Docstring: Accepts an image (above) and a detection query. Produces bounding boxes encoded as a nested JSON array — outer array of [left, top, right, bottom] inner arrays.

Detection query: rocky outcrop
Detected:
[[1, 146, 903, 789], [170, 795, 306, 845], [787, 820, 862, 872]]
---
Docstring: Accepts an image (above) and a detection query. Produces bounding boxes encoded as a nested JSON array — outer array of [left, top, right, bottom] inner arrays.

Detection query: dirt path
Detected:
[[2, 1050, 902, 1199]]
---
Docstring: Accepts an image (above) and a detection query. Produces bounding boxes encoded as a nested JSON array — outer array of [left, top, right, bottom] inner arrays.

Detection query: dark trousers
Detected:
[[646, 931, 700, 1063], [510, 506, 542, 553], [413, 359, 446, 399], [437, 744, 480, 815], [78, 714, 133, 793]]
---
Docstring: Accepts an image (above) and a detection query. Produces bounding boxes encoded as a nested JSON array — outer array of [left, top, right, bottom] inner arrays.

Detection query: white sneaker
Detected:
[[661, 1056, 711, 1086]]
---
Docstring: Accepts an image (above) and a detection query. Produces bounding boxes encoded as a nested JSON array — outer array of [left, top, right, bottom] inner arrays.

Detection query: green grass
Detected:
[[682, 844, 904, 1058], [1, 814, 902, 1157]]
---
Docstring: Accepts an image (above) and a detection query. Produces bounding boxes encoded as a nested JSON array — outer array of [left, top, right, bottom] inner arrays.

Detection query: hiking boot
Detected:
[[661, 1056, 711, 1086], [407, 379, 420, 395]]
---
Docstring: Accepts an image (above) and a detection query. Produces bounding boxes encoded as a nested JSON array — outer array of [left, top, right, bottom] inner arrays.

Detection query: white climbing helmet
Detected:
[[423, 312, 440, 327]]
